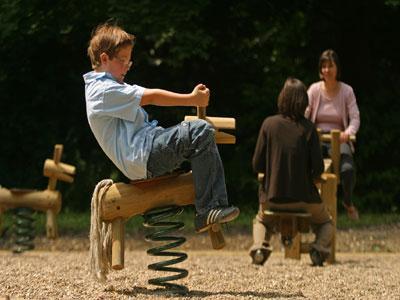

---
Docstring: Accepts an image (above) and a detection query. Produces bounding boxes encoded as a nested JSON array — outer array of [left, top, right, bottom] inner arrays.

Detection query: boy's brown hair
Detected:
[[87, 23, 135, 69], [277, 77, 308, 121]]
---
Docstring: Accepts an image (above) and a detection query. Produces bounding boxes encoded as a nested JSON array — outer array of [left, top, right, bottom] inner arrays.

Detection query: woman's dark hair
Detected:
[[277, 77, 308, 121], [319, 49, 341, 80]]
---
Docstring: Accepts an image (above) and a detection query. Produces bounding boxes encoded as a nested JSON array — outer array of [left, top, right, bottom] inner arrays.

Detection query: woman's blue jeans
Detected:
[[147, 119, 228, 215], [322, 142, 356, 206]]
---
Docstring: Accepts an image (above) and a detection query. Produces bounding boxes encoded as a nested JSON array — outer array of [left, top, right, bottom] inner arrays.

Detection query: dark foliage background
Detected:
[[1, 0, 399, 212]]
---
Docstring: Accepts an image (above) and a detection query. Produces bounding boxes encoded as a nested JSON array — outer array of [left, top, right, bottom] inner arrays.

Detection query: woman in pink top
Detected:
[[305, 49, 361, 220]]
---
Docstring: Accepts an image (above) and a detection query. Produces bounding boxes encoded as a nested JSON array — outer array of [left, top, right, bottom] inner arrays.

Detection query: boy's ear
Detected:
[[100, 52, 109, 65]]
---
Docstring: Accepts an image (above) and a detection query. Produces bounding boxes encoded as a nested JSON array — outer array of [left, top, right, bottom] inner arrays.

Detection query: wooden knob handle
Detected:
[[197, 107, 206, 120]]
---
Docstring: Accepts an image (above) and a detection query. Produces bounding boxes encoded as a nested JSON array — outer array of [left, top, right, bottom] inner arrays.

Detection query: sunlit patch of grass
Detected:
[[1, 208, 399, 237]]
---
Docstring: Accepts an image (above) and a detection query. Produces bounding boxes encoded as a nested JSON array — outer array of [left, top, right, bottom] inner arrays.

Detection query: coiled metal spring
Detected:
[[143, 205, 189, 295], [13, 207, 35, 253]]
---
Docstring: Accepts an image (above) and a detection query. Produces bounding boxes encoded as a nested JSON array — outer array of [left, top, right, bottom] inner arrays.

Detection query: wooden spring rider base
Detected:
[[258, 129, 340, 264], [263, 174, 337, 263], [0, 144, 76, 239], [102, 172, 224, 270]]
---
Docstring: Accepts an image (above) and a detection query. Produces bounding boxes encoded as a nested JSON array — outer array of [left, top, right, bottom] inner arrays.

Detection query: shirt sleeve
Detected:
[[305, 84, 316, 119], [344, 87, 360, 135], [309, 124, 324, 179], [252, 119, 267, 173], [100, 82, 145, 121]]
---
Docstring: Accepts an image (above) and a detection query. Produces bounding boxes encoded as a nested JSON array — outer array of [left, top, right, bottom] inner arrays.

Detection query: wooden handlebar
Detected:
[[320, 133, 356, 142]]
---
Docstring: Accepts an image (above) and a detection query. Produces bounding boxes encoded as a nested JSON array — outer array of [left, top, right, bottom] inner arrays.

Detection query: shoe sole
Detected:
[[310, 250, 324, 266], [250, 248, 272, 265], [218, 208, 240, 224], [195, 208, 240, 233]]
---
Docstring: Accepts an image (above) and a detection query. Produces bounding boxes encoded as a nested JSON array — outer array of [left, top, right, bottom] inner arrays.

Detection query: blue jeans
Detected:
[[147, 119, 229, 214], [322, 142, 356, 206]]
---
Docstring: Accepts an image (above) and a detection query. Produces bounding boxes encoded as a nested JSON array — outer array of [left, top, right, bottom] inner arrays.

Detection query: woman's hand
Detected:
[[340, 132, 350, 143]]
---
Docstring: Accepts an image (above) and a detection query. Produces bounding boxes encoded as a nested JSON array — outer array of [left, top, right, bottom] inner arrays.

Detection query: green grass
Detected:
[[1, 208, 399, 236], [336, 213, 400, 230]]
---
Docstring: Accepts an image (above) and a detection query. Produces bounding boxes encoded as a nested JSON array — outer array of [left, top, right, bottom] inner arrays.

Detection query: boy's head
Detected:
[[88, 23, 135, 82], [277, 77, 308, 121]]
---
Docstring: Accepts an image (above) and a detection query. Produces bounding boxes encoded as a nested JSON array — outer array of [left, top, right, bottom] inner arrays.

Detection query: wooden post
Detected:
[[285, 233, 301, 259], [0, 207, 3, 238], [46, 145, 62, 239], [320, 173, 337, 263], [300, 242, 310, 254], [111, 217, 125, 270], [208, 224, 225, 250], [281, 217, 300, 260], [46, 210, 58, 239], [330, 130, 341, 184], [43, 144, 76, 239], [197, 106, 206, 120]]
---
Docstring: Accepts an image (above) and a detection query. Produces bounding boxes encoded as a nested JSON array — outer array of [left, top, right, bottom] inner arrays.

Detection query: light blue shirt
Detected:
[[83, 71, 161, 180]]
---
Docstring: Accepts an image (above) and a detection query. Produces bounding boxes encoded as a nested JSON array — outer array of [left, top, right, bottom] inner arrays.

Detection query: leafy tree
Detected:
[[0, 0, 398, 212]]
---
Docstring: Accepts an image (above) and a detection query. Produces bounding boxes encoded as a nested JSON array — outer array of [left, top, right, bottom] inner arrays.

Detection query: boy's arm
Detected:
[[141, 84, 209, 107]]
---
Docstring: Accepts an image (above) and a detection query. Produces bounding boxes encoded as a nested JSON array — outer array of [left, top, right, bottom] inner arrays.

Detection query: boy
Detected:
[[83, 23, 239, 232], [249, 78, 333, 266]]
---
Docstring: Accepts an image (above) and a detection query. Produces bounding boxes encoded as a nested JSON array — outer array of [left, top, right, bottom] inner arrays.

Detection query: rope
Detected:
[[89, 179, 113, 282]]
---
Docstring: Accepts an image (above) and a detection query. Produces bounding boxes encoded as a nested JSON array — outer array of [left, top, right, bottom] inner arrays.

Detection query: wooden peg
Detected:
[[44, 144, 76, 190], [47, 145, 63, 191], [112, 217, 125, 270], [208, 223, 226, 250]]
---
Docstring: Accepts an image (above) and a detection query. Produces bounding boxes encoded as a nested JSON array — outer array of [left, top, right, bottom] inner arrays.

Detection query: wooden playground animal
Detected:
[[0, 144, 76, 240], [90, 106, 236, 294]]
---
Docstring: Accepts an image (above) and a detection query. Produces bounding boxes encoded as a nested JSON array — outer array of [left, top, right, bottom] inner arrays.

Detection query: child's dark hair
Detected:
[[319, 49, 341, 80], [87, 23, 135, 69], [277, 77, 308, 121]]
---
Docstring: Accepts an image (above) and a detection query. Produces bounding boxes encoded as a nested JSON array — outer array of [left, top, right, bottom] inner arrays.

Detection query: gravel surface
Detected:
[[1, 251, 399, 299], [1, 225, 399, 299]]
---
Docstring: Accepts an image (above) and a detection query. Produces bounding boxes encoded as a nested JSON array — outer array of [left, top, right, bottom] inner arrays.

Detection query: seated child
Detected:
[[83, 23, 239, 232], [249, 78, 333, 266]]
